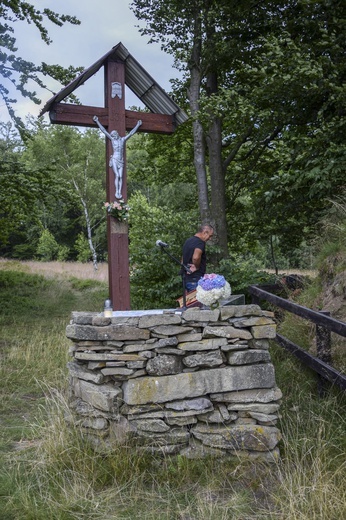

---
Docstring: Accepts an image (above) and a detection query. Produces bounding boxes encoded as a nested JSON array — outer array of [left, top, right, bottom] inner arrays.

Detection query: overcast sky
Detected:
[[1, 0, 177, 124]]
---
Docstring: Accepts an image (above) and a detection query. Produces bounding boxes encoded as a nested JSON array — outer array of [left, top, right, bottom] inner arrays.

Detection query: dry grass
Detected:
[[263, 268, 318, 278], [1, 259, 345, 519], [0, 259, 317, 283], [0, 258, 109, 283]]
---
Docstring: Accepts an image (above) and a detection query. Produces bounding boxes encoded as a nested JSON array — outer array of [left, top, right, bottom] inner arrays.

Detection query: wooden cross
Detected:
[[40, 46, 186, 310]]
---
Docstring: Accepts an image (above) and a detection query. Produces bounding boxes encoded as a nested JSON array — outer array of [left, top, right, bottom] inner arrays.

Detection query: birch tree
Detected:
[[22, 125, 106, 268]]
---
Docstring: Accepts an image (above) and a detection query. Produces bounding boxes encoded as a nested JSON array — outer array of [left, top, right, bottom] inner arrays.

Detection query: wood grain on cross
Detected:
[[48, 60, 176, 310]]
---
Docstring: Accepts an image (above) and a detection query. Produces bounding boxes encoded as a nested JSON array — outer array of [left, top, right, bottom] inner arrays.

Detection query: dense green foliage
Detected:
[[0, 128, 56, 254], [129, 190, 199, 309], [131, 0, 346, 255], [0, 123, 108, 264]]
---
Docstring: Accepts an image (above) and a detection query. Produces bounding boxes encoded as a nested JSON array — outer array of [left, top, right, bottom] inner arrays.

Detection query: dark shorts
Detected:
[[185, 280, 199, 292]]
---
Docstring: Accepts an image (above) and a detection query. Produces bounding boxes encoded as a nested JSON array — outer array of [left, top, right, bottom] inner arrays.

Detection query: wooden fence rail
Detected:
[[249, 284, 346, 394]]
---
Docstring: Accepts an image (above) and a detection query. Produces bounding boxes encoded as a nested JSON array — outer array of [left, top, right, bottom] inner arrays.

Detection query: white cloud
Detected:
[[1, 0, 177, 124]]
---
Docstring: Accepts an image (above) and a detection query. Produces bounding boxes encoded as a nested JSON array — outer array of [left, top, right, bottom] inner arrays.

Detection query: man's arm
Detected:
[[190, 247, 203, 271]]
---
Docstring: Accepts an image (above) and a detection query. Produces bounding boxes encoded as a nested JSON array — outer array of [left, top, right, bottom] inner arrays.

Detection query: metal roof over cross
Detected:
[[40, 42, 188, 310]]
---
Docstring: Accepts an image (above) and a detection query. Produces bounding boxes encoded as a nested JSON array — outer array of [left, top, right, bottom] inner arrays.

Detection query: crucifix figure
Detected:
[[93, 115, 142, 199]]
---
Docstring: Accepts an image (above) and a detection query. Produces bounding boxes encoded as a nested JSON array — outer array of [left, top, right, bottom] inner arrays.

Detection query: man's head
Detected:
[[110, 130, 119, 138], [197, 224, 214, 242]]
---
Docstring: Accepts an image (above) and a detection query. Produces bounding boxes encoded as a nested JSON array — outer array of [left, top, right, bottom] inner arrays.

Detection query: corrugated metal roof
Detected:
[[39, 42, 188, 125]]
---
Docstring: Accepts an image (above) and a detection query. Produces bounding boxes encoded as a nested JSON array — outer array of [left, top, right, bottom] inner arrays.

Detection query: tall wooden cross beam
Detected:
[[40, 43, 188, 310]]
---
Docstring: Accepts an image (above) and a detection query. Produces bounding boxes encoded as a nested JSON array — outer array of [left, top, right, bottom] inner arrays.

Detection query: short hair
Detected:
[[198, 224, 214, 233]]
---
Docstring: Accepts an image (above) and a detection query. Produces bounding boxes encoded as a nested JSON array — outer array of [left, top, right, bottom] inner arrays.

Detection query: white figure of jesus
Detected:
[[93, 116, 142, 199]]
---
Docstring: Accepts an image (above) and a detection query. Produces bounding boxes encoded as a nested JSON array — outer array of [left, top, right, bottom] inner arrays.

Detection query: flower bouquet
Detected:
[[104, 200, 130, 222], [196, 273, 231, 309]]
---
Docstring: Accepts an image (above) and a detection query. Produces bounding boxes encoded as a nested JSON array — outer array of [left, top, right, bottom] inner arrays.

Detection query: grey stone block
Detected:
[[123, 364, 276, 405]]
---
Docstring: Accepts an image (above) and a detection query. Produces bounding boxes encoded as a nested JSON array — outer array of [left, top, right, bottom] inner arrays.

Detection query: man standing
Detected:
[[181, 224, 214, 292]]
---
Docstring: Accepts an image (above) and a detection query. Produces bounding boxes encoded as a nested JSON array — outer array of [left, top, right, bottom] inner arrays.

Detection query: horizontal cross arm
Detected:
[[49, 103, 177, 134]]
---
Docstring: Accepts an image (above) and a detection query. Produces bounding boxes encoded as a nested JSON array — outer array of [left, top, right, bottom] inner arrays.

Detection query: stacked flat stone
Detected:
[[66, 305, 282, 461]]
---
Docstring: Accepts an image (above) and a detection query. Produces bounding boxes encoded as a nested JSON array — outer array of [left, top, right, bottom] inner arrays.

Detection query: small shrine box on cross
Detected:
[[40, 42, 188, 310]]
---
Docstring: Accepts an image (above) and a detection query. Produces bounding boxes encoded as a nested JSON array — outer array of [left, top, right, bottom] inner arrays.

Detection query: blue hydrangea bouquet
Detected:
[[196, 273, 231, 309]]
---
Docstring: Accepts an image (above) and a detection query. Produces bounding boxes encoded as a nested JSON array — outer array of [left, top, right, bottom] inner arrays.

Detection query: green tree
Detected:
[[131, 0, 345, 267], [22, 124, 107, 267], [74, 232, 91, 263], [0, 122, 55, 253], [212, 0, 344, 258], [126, 126, 197, 197], [36, 228, 58, 261], [0, 1, 81, 138], [131, 0, 233, 256], [129, 190, 198, 309]]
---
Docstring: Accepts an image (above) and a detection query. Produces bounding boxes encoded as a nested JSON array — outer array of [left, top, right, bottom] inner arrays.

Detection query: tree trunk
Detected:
[[207, 116, 229, 257], [72, 178, 98, 271], [270, 235, 278, 275], [187, 10, 210, 225], [206, 71, 229, 258], [82, 198, 98, 271]]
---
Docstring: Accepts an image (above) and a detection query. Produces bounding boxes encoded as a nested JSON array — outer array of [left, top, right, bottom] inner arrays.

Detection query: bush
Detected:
[[36, 229, 59, 261], [129, 191, 198, 309], [11, 241, 37, 259], [57, 245, 70, 262], [218, 255, 276, 300], [75, 233, 91, 263]]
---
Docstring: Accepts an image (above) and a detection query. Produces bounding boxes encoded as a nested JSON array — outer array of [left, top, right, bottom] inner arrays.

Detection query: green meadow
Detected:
[[0, 262, 345, 519]]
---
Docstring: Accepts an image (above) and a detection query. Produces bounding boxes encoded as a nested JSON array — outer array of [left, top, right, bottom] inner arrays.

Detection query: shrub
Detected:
[[218, 255, 275, 300], [36, 229, 59, 261], [57, 245, 70, 262], [75, 233, 91, 263]]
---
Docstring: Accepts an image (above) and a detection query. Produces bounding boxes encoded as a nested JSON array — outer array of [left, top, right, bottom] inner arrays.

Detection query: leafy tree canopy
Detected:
[[131, 0, 345, 256], [21, 123, 107, 261], [0, 1, 82, 138], [0, 125, 55, 248]]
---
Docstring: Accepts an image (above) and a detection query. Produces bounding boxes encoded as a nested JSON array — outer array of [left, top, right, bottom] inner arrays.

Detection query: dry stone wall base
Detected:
[[66, 305, 282, 460]]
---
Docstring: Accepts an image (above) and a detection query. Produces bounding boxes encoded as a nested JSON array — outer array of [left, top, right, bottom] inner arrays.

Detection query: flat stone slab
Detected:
[[178, 338, 228, 351], [251, 325, 277, 339], [220, 305, 263, 319], [123, 364, 276, 405], [181, 308, 220, 322], [203, 326, 252, 340], [73, 379, 122, 413], [66, 324, 150, 342], [138, 314, 182, 328], [109, 310, 178, 317], [211, 387, 282, 403], [75, 352, 145, 362], [192, 423, 281, 451]]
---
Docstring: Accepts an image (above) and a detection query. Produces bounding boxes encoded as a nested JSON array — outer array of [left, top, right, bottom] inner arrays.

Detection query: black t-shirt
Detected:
[[181, 235, 206, 281]]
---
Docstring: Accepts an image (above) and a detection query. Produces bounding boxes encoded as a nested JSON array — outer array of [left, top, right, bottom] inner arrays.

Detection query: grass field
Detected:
[[0, 258, 109, 282], [0, 258, 318, 282], [0, 260, 345, 519]]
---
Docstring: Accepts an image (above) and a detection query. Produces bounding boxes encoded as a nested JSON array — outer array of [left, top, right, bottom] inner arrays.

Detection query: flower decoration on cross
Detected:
[[104, 200, 130, 222]]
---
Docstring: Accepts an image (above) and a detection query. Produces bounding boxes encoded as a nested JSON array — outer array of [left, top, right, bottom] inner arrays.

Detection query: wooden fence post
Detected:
[[316, 310, 332, 397], [251, 294, 260, 306]]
